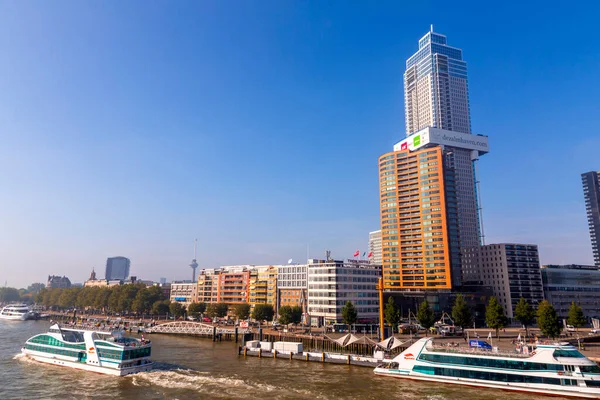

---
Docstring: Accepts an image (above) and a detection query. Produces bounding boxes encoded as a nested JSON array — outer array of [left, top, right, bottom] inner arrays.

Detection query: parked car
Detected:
[[566, 325, 575, 332]]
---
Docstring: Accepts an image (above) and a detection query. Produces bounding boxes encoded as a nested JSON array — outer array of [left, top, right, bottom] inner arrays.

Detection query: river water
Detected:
[[0, 320, 560, 399]]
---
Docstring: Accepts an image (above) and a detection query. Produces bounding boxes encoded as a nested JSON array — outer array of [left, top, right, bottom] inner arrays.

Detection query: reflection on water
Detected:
[[0, 321, 565, 400]]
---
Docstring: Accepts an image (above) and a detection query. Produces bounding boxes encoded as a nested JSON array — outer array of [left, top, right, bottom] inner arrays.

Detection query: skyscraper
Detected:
[[368, 230, 383, 264], [379, 27, 489, 291], [582, 171, 600, 266], [105, 257, 130, 281]]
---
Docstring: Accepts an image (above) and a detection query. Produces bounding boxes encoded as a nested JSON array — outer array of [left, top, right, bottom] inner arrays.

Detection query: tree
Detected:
[[567, 302, 586, 331], [206, 303, 229, 319], [485, 297, 507, 338], [169, 301, 184, 318], [342, 301, 358, 326], [0, 287, 21, 303], [132, 288, 151, 314], [278, 306, 292, 325], [451, 294, 472, 329], [290, 305, 303, 326], [152, 300, 170, 316], [514, 297, 536, 337], [252, 304, 274, 323], [537, 300, 561, 339], [232, 303, 251, 320], [384, 297, 400, 331], [188, 302, 206, 318], [416, 300, 435, 333]]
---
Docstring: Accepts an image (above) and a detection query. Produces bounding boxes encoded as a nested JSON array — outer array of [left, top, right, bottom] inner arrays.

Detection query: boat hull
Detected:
[[21, 349, 153, 376], [374, 369, 600, 399]]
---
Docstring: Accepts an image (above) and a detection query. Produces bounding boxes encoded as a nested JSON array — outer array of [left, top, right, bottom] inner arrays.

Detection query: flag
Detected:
[[368, 252, 373, 258], [353, 250, 360, 257], [362, 252, 366, 257]]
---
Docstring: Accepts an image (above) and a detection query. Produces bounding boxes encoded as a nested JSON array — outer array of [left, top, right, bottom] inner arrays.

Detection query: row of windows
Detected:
[[25, 344, 81, 358], [418, 353, 564, 371], [413, 365, 562, 385], [30, 335, 85, 350]]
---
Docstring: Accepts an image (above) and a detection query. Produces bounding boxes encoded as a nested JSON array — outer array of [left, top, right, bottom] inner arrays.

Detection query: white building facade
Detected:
[[307, 259, 381, 326], [368, 230, 382, 265]]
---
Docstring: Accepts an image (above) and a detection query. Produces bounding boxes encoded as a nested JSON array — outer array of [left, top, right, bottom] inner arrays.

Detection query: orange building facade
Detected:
[[216, 270, 251, 303], [379, 146, 452, 291]]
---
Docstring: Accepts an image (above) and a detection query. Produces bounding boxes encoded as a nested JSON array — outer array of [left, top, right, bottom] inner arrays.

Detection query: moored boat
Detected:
[[374, 337, 600, 398], [21, 324, 153, 376], [0, 304, 34, 321]]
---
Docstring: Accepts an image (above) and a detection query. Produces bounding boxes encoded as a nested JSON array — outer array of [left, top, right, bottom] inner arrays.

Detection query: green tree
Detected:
[[485, 297, 507, 338], [384, 297, 400, 331], [187, 302, 206, 318], [152, 300, 170, 316], [278, 306, 292, 325], [206, 303, 229, 319], [169, 301, 184, 318], [537, 300, 561, 339], [416, 300, 435, 333], [290, 305, 303, 326], [132, 288, 151, 314], [145, 285, 165, 305], [567, 302, 586, 330], [232, 303, 251, 320], [252, 304, 275, 323], [514, 297, 536, 337], [342, 301, 358, 326], [451, 294, 472, 329], [0, 287, 21, 303], [58, 288, 79, 309]]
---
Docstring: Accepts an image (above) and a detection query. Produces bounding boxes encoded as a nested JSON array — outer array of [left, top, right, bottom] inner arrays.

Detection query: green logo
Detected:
[[413, 135, 421, 147]]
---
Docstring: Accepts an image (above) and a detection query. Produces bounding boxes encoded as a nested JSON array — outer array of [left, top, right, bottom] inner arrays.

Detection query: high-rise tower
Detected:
[[190, 239, 199, 282], [379, 27, 489, 291], [582, 171, 600, 267]]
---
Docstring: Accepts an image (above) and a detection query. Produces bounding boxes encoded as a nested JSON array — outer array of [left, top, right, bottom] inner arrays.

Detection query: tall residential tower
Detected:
[[379, 27, 489, 291], [582, 171, 600, 266]]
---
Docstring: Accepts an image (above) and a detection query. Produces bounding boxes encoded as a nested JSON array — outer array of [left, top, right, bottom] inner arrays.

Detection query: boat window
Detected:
[[585, 380, 600, 387], [418, 353, 563, 371], [553, 349, 585, 358], [413, 365, 562, 386], [581, 365, 600, 374]]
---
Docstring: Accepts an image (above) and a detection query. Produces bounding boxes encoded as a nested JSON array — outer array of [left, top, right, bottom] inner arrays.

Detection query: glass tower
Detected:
[[582, 171, 600, 267]]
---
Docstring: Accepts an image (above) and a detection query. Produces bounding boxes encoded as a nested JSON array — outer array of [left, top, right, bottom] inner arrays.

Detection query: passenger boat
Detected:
[[0, 304, 34, 320], [374, 337, 600, 398], [21, 324, 153, 376]]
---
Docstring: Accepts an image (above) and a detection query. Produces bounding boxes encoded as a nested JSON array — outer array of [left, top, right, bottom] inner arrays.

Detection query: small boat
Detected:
[[374, 337, 600, 398], [0, 304, 35, 321], [21, 324, 153, 376]]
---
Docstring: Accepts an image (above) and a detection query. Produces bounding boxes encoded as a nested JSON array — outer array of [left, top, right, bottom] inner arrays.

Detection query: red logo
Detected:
[[400, 142, 408, 150], [404, 353, 415, 360]]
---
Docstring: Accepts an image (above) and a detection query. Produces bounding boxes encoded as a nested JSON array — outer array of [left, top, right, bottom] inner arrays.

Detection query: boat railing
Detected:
[[428, 344, 532, 359]]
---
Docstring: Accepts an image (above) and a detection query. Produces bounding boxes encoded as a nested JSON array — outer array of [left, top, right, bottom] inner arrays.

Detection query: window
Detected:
[[413, 365, 562, 385]]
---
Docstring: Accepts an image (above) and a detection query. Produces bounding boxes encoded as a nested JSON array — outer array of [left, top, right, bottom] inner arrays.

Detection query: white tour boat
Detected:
[[374, 337, 600, 398], [0, 304, 34, 321], [21, 324, 153, 376]]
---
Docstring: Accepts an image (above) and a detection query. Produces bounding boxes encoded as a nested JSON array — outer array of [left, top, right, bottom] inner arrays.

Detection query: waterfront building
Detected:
[[248, 266, 278, 310], [378, 28, 489, 291], [582, 171, 600, 267], [197, 269, 219, 303], [157, 282, 171, 300], [541, 264, 600, 319], [307, 259, 381, 326], [368, 230, 382, 264], [105, 257, 130, 281], [46, 275, 71, 289], [169, 281, 198, 307], [216, 267, 251, 304], [277, 264, 308, 312], [462, 244, 544, 318]]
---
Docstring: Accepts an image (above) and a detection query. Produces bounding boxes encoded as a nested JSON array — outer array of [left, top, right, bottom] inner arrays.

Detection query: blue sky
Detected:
[[1, 1, 599, 288]]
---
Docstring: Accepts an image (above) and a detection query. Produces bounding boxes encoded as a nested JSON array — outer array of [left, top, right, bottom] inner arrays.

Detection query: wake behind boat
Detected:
[[21, 323, 153, 376], [0, 304, 35, 321], [374, 337, 600, 398]]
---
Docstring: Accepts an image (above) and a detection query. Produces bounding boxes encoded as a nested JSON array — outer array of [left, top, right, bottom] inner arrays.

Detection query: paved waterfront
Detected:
[[1, 320, 574, 399]]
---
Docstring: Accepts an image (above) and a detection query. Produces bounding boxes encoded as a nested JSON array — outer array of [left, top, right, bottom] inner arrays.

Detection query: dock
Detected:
[[239, 346, 383, 368]]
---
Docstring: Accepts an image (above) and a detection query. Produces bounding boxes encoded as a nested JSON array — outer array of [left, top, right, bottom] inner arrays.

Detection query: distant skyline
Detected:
[[1, 2, 599, 288]]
